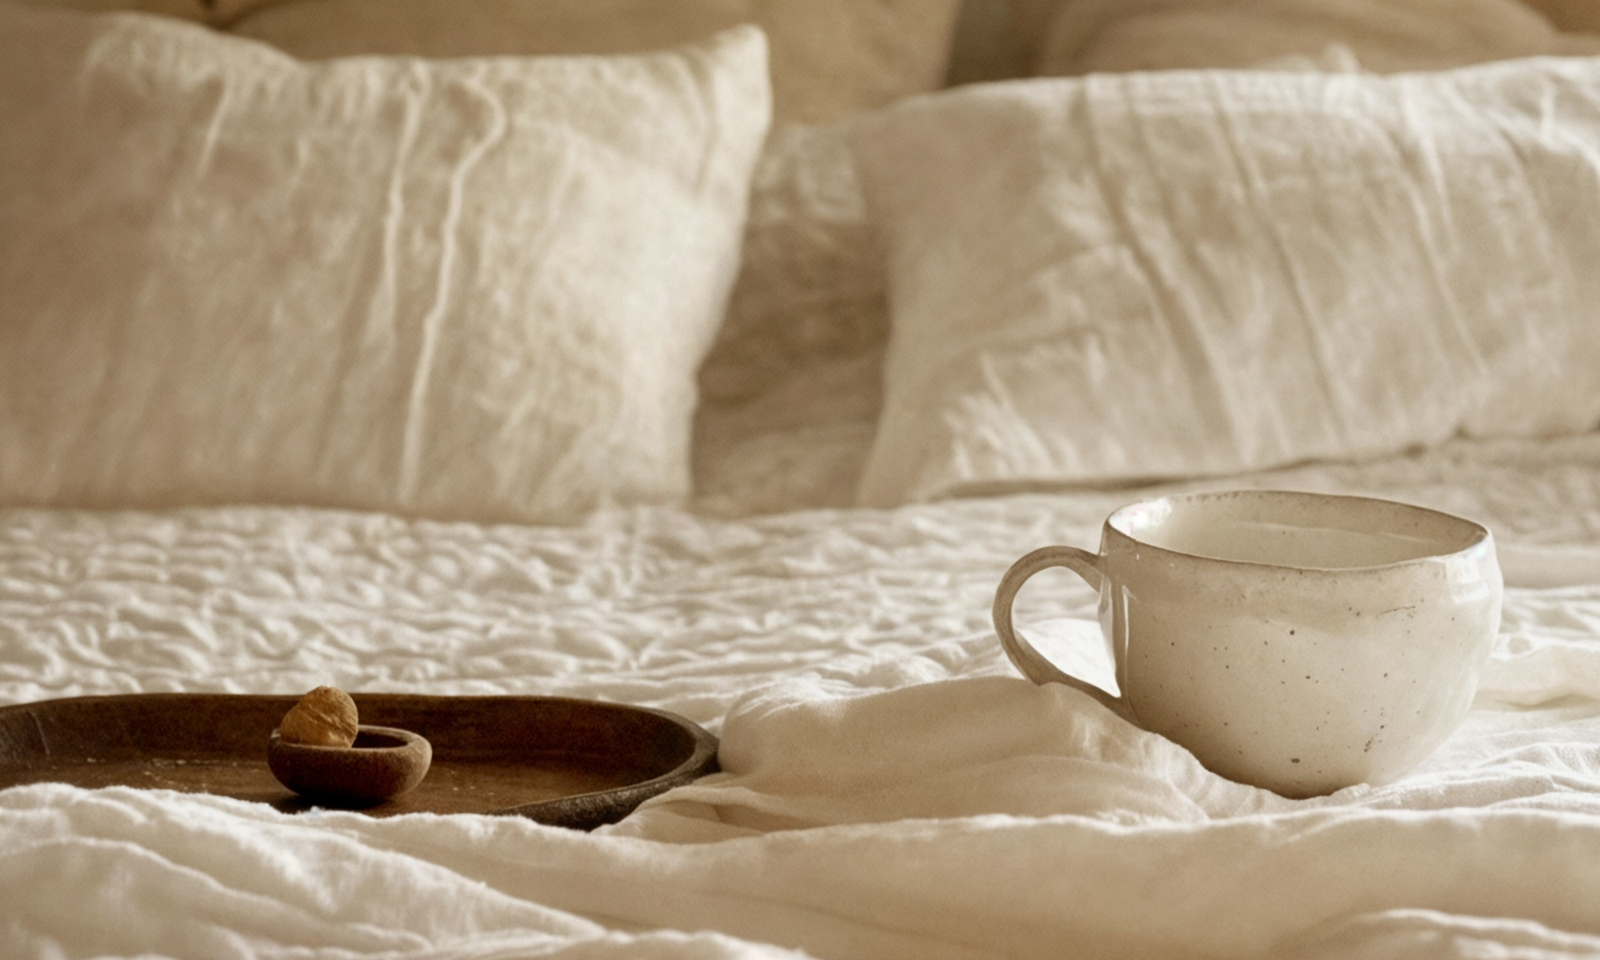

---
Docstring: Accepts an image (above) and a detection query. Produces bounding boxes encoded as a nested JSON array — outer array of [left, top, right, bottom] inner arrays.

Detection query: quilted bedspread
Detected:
[[3, 435, 1600, 959]]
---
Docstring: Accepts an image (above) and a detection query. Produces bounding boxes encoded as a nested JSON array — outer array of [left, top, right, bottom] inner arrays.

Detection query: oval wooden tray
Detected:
[[0, 693, 718, 830]]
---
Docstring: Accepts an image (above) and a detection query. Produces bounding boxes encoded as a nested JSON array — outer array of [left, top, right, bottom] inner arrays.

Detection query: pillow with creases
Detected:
[[0, 2, 771, 524], [698, 122, 886, 405], [228, 0, 963, 125], [851, 61, 1600, 507], [690, 122, 890, 516]]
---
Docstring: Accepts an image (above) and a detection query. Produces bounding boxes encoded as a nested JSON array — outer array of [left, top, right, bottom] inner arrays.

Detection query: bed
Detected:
[[4, 0, 1600, 957]]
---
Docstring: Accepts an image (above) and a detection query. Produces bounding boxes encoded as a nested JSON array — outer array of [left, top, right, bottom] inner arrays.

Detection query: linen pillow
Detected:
[[1008, 0, 1600, 76], [690, 122, 889, 516], [850, 61, 1600, 507], [0, 2, 771, 524], [698, 123, 885, 405], [227, 0, 964, 125]]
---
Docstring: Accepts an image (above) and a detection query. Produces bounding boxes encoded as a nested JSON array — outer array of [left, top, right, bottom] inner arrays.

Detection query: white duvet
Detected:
[[3, 433, 1600, 959]]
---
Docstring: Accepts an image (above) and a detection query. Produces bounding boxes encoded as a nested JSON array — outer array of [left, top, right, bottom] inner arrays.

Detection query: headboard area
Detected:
[[9, 0, 1033, 124], [16, 0, 1034, 97], [19, 0, 1597, 96]]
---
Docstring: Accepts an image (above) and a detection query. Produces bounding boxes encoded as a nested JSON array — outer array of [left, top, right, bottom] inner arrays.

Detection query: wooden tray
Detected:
[[0, 693, 718, 830]]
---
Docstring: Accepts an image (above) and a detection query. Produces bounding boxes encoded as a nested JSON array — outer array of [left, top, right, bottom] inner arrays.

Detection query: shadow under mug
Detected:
[[992, 490, 1502, 798]]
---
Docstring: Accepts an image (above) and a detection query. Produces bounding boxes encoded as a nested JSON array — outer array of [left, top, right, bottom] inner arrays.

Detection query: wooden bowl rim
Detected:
[[268, 724, 430, 755]]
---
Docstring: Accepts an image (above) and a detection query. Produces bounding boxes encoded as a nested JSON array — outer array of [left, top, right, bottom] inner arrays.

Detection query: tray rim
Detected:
[[0, 691, 720, 829]]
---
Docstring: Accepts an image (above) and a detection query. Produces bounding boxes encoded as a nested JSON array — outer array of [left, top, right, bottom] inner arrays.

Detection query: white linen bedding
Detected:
[[4, 434, 1600, 959], [0, 5, 773, 527], [8, 1, 1600, 958], [851, 57, 1600, 507]]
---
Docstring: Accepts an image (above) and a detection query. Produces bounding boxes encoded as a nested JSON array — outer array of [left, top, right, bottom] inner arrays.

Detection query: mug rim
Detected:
[[1103, 489, 1493, 572]]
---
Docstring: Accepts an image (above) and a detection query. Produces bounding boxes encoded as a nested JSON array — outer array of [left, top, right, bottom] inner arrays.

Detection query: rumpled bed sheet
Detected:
[[3, 434, 1600, 959]]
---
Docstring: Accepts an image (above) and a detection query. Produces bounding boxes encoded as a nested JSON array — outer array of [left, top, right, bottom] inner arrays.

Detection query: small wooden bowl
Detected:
[[267, 725, 432, 807]]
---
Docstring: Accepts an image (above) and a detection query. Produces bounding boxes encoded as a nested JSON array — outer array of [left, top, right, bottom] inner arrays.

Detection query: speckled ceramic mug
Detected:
[[992, 490, 1502, 798]]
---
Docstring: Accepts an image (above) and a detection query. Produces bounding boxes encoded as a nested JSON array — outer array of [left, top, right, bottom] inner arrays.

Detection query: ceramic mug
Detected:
[[992, 490, 1502, 798]]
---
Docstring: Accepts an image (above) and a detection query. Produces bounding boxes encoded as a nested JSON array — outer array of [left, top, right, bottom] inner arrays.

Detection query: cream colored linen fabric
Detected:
[[1008, 0, 1600, 76], [695, 0, 1600, 519], [216, 0, 963, 513], [0, 3, 771, 524], [699, 124, 884, 408], [228, 0, 964, 125], [851, 60, 1600, 507], [5, 433, 1600, 958], [690, 122, 889, 516]]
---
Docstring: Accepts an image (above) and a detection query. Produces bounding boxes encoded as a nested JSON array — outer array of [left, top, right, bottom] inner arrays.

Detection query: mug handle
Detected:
[[992, 546, 1131, 720]]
